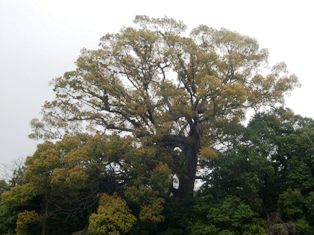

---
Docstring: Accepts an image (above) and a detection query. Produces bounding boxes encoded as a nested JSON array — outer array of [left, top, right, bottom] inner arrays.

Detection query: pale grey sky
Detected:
[[1, 0, 313, 167]]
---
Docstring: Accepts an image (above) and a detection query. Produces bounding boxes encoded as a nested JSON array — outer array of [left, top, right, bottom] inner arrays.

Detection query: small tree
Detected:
[[31, 16, 298, 200], [88, 193, 136, 235]]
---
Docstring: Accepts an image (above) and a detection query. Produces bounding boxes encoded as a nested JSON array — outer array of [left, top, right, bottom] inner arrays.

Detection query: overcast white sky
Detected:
[[0, 0, 314, 168]]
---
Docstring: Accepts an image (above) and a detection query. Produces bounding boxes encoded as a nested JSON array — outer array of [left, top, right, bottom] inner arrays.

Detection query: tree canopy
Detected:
[[30, 15, 298, 201]]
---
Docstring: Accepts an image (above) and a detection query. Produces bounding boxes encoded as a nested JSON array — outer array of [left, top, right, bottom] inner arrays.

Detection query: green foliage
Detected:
[[278, 189, 304, 220], [0, 203, 16, 235], [198, 109, 314, 234], [201, 146, 275, 214], [205, 196, 265, 234], [157, 228, 185, 235], [0, 180, 9, 195], [242, 224, 267, 235], [189, 223, 219, 235], [183, 195, 266, 235], [305, 192, 314, 226], [295, 218, 311, 234]]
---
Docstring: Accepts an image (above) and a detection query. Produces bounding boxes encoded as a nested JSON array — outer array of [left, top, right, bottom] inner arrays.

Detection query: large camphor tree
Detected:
[[31, 16, 298, 200]]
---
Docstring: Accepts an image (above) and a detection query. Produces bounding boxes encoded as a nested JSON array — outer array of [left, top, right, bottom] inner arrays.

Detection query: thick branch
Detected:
[[159, 134, 188, 148]]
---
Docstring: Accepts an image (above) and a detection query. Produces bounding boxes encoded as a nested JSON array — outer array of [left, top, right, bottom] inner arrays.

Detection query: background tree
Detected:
[[198, 108, 314, 234], [1, 142, 63, 235], [31, 16, 298, 200]]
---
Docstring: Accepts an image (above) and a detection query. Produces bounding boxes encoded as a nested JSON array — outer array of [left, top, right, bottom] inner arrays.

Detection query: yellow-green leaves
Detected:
[[133, 15, 187, 35], [51, 167, 87, 189], [16, 210, 40, 235], [1, 183, 40, 206], [123, 160, 169, 224], [248, 63, 299, 109], [150, 163, 172, 192], [196, 75, 221, 97], [88, 193, 136, 235], [31, 16, 299, 143], [199, 147, 218, 160], [139, 198, 165, 223], [24, 142, 59, 184]]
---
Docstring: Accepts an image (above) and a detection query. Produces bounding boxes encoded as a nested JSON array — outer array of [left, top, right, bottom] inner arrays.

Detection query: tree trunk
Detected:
[[160, 125, 201, 201], [177, 134, 200, 201], [41, 190, 49, 235]]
